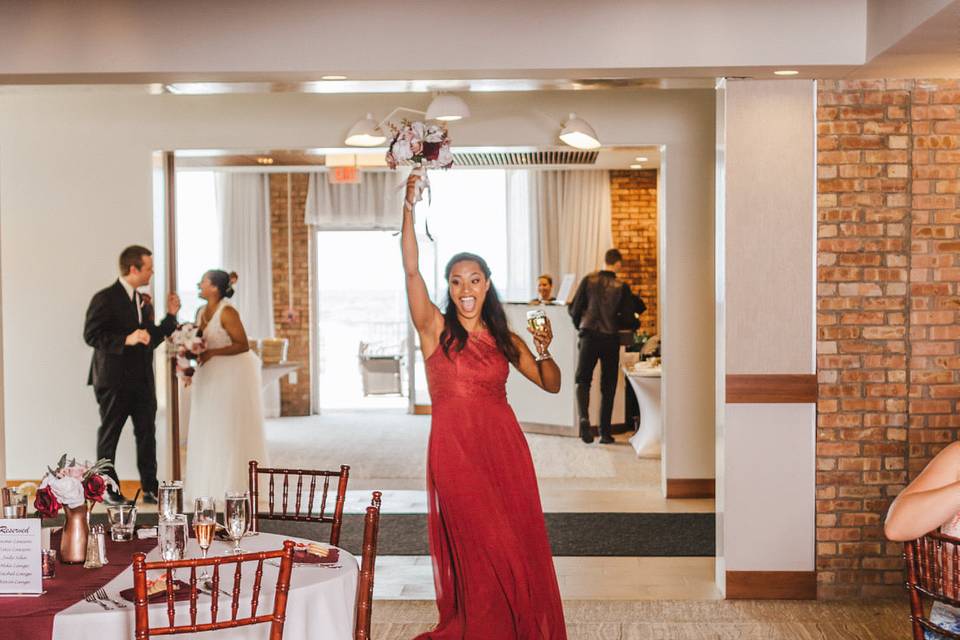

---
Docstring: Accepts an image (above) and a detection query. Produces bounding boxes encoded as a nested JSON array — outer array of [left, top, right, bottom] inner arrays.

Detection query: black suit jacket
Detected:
[[83, 281, 177, 389]]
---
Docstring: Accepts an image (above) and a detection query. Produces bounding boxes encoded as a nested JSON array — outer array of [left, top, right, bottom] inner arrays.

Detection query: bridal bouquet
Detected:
[[170, 322, 205, 380], [385, 120, 454, 205], [34, 455, 116, 517]]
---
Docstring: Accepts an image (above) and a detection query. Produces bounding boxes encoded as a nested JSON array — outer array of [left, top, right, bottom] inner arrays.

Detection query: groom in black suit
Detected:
[[84, 245, 180, 505]]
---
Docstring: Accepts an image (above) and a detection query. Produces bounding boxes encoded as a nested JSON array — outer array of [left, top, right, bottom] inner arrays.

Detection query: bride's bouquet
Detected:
[[385, 120, 454, 205], [170, 322, 205, 382]]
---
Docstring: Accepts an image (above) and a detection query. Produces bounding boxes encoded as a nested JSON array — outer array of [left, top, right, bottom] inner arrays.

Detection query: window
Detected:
[[174, 171, 221, 321]]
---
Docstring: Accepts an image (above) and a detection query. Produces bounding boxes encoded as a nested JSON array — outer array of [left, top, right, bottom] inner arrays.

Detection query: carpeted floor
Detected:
[[266, 411, 653, 485], [371, 599, 910, 639], [259, 512, 716, 556]]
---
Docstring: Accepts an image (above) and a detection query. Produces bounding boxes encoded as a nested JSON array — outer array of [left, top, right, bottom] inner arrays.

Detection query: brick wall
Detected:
[[269, 173, 312, 416], [610, 169, 658, 335], [816, 79, 960, 598]]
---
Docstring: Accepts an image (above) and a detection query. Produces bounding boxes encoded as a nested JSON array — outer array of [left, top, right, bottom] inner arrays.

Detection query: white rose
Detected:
[[393, 139, 413, 162], [47, 475, 86, 508], [424, 125, 444, 143], [411, 121, 426, 141], [437, 143, 454, 168]]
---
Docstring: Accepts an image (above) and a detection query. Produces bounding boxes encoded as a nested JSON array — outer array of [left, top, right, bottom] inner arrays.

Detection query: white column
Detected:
[[716, 79, 817, 598]]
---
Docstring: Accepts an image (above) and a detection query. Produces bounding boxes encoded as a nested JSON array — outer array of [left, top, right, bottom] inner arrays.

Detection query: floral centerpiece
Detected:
[[385, 120, 454, 206], [34, 455, 116, 563], [34, 455, 115, 517], [170, 322, 206, 382]]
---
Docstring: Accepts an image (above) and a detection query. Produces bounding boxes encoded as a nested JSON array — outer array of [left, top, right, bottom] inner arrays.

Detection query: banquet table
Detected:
[[624, 365, 662, 459], [0, 529, 358, 640]]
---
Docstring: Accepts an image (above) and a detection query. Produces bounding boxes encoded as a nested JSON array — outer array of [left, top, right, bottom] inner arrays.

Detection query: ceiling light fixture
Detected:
[[774, 70, 799, 76], [425, 93, 471, 121], [635, 156, 648, 162], [559, 113, 601, 150], [630, 164, 644, 169], [321, 75, 348, 80], [344, 113, 387, 147], [345, 95, 472, 147]]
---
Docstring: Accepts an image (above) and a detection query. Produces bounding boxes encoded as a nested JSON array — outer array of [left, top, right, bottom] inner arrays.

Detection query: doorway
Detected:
[[315, 230, 408, 411]]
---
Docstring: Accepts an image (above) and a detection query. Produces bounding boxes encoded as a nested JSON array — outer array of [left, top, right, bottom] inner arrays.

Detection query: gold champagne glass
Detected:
[[193, 496, 216, 580]]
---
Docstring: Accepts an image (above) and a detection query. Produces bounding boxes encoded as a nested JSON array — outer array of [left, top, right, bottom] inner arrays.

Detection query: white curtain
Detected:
[[504, 170, 540, 302], [215, 172, 279, 416], [305, 171, 405, 230], [529, 170, 612, 301]]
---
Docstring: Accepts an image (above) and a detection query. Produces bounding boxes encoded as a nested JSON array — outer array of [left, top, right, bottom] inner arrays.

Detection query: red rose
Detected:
[[422, 141, 441, 161], [83, 474, 107, 502], [34, 486, 61, 518]]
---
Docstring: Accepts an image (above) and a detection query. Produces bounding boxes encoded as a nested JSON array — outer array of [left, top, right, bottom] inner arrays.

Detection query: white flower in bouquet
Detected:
[[424, 124, 445, 143], [392, 138, 414, 163], [436, 141, 454, 168], [42, 475, 86, 508]]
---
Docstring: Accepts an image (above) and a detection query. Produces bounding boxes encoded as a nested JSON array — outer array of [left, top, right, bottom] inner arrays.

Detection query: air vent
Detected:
[[452, 149, 599, 167]]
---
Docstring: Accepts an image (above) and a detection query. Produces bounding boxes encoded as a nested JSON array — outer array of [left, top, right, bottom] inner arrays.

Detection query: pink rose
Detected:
[[62, 465, 86, 480]]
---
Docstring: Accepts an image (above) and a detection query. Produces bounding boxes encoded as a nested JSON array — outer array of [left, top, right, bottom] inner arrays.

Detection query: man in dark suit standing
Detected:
[[569, 249, 645, 444], [84, 245, 180, 505]]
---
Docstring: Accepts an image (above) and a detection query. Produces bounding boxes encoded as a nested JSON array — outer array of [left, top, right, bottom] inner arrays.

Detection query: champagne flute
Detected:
[[224, 492, 249, 555], [193, 497, 216, 580]]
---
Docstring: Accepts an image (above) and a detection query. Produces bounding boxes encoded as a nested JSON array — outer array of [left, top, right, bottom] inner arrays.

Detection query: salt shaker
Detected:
[[83, 525, 105, 569], [96, 525, 109, 565]]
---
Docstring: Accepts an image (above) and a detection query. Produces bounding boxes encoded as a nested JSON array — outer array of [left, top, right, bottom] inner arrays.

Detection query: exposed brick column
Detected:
[[816, 79, 912, 598], [269, 173, 312, 416], [610, 169, 658, 335], [908, 80, 960, 479]]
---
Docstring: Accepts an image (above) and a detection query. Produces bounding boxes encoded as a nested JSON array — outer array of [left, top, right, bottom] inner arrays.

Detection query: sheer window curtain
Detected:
[[215, 172, 279, 417], [505, 170, 540, 302], [529, 170, 612, 301], [305, 171, 405, 230]]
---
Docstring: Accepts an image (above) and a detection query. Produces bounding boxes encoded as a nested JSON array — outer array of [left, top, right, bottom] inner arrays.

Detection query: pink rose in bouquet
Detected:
[[170, 323, 206, 381]]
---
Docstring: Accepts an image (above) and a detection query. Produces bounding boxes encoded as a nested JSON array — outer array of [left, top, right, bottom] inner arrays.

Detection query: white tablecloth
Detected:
[[624, 366, 662, 459], [51, 532, 358, 640]]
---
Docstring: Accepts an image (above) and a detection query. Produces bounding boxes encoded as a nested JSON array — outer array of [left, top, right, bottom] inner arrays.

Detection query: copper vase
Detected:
[[60, 503, 89, 564]]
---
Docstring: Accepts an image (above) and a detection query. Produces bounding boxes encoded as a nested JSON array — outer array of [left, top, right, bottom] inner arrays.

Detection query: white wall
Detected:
[[0, 1, 866, 79], [715, 79, 817, 590], [0, 86, 715, 482]]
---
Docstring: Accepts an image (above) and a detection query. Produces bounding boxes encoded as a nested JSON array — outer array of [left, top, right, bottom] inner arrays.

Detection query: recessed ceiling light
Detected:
[[774, 70, 799, 76], [630, 164, 644, 169], [321, 75, 348, 80], [635, 156, 648, 162], [256, 157, 275, 165]]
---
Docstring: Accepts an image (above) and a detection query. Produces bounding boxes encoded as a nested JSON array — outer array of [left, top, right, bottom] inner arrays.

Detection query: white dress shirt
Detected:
[[118, 277, 143, 325]]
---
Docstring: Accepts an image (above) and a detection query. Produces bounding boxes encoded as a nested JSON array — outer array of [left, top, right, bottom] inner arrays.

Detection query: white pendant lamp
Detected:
[[345, 113, 387, 147], [425, 93, 471, 121], [559, 113, 601, 150]]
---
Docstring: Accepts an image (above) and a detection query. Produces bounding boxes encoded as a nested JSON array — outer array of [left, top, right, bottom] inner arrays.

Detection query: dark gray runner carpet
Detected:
[[69, 512, 714, 557]]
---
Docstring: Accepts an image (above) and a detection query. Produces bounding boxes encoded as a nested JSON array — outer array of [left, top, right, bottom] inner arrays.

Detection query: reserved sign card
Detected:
[[0, 519, 41, 594]]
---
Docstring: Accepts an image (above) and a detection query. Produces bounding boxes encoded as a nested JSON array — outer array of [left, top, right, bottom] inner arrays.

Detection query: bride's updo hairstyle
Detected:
[[206, 269, 235, 299]]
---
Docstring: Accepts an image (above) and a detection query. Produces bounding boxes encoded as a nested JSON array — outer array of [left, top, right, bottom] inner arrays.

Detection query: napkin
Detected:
[[292, 547, 340, 564], [119, 580, 193, 603]]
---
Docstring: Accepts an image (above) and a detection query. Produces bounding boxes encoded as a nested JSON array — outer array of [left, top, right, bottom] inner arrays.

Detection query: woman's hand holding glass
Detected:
[[528, 316, 553, 361]]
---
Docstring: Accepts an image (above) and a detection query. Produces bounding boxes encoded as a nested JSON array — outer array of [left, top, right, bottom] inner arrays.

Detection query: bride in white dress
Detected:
[[184, 269, 268, 502]]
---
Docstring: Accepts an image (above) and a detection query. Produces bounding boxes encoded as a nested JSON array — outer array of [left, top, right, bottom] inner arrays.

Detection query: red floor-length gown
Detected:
[[414, 330, 567, 639]]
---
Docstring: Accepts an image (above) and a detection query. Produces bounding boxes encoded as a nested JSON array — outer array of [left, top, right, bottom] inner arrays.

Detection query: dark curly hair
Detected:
[[440, 252, 519, 365]]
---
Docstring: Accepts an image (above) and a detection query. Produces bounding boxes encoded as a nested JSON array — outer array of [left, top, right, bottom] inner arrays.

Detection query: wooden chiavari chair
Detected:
[[355, 491, 382, 640], [248, 460, 350, 546], [132, 540, 295, 639], [904, 529, 960, 639]]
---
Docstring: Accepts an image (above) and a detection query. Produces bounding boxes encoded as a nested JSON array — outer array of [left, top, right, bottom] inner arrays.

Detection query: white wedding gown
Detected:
[[184, 300, 268, 503]]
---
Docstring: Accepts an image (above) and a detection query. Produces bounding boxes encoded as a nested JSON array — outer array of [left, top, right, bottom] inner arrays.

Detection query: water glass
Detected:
[[158, 514, 188, 562], [107, 504, 138, 542], [158, 481, 183, 521], [224, 492, 249, 554]]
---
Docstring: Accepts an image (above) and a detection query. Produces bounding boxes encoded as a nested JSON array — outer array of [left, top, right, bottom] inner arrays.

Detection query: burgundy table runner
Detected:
[[0, 530, 155, 640]]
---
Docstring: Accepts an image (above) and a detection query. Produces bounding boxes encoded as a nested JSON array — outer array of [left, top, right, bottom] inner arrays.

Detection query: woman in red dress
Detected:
[[402, 173, 567, 639]]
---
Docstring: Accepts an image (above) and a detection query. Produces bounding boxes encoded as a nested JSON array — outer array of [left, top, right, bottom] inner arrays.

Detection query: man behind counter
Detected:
[[530, 274, 556, 305]]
